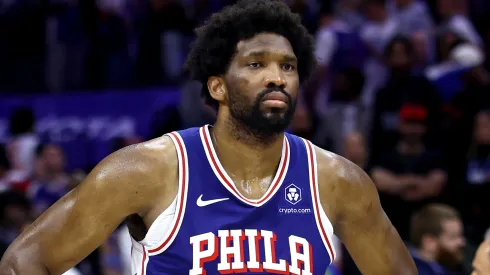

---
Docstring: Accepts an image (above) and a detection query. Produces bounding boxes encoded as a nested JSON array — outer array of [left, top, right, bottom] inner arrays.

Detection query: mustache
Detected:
[[257, 88, 292, 102]]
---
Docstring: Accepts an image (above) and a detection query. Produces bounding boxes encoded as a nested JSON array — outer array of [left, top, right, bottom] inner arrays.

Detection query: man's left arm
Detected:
[[317, 151, 417, 274]]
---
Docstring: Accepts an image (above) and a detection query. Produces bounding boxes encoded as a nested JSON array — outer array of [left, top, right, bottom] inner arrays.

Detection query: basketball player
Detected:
[[0, 1, 417, 274]]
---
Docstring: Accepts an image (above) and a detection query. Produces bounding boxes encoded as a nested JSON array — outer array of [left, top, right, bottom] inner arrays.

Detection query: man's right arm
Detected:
[[0, 137, 176, 275]]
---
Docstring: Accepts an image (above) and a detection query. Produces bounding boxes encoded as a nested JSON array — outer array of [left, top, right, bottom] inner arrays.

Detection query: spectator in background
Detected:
[[335, 0, 365, 30], [441, 44, 490, 182], [436, 0, 482, 47], [463, 110, 490, 245], [305, 1, 366, 115], [388, 0, 434, 47], [0, 144, 11, 192], [409, 204, 466, 274], [0, 190, 31, 257], [304, 1, 338, 112], [370, 36, 441, 161], [371, 103, 447, 240], [425, 31, 467, 105], [389, 0, 435, 65], [6, 108, 39, 186], [313, 67, 368, 154], [29, 143, 69, 218], [360, 0, 398, 106]]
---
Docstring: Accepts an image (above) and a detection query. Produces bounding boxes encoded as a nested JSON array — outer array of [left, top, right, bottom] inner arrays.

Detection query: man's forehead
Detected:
[[437, 218, 461, 236], [236, 33, 295, 57]]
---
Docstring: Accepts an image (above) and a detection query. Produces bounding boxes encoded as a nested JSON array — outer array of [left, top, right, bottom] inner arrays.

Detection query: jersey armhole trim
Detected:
[[139, 131, 189, 256], [302, 138, 336, 263]]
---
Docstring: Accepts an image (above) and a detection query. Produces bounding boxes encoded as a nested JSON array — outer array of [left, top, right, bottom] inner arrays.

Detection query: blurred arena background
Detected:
[[0, 0, 489, 274]]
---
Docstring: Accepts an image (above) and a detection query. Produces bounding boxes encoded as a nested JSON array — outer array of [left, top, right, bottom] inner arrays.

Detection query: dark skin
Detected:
[[0, 33, 416, 274]]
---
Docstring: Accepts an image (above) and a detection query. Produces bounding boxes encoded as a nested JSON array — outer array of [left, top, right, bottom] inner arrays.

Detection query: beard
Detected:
[[228, 87, 296, 141], [435, 245, 464, 269]]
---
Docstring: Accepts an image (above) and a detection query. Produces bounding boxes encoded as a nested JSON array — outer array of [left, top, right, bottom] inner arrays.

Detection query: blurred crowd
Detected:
[[1, 0, 490, 274]]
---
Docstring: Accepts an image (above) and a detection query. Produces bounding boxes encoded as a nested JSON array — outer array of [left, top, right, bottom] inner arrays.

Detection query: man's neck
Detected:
[[211, 117, 284, 181]]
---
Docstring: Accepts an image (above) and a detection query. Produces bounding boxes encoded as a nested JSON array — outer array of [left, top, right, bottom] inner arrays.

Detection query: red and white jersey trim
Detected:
[[303, 138, 336, 263], [200, 125, 290, 207], [131, 243, 149, 275]]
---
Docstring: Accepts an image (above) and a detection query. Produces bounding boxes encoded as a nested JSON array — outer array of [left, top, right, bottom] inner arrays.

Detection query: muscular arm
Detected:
[[0, 137, 176, 275], [316, 149, 416, 275]]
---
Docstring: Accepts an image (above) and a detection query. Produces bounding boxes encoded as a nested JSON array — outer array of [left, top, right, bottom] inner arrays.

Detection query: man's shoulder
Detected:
[[94, 135, 178, 187], [312, 145, 368, 188], [310, 144, 379, 224]]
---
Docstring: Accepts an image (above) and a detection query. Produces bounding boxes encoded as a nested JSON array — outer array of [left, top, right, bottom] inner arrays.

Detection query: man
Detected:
[[0, 1, 416, 274], [360, 0, 398, 106], [5, 107, 39, 185], [30, 144, 70, 218], [370, 36, 441, 162], [409, 204, 466, 274], [371, 103, 447, 240], [0, 190, 31, 258]]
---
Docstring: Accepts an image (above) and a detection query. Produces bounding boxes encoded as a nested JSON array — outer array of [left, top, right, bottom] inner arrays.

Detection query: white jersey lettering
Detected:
[[190, 230, 306, 274], [244, 229, 262, 272], [288, 235, 313, 275], [262, 230, 289, 273], [190, 232, 218, 275], [217, 230, 246, 273]]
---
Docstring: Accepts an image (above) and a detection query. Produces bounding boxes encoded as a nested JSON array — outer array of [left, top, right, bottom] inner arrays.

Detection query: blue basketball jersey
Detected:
[[130, 125, 336, 275]]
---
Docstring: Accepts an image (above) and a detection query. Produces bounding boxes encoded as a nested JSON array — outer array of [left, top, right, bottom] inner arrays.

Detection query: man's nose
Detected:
[[263, 66, 286, 89]]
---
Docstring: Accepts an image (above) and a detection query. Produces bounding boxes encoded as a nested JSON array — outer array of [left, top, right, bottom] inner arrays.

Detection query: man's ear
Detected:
[[207, 76, 227, 102]]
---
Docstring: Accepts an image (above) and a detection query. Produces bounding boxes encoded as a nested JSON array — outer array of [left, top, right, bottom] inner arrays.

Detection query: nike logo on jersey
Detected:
[[196, 194, 229, 207], [190, 229, 313, 275]]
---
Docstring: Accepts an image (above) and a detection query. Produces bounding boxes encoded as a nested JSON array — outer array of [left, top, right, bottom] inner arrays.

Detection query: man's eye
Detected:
[[248, 62, 262, 68], [282, 64, 295, 71]]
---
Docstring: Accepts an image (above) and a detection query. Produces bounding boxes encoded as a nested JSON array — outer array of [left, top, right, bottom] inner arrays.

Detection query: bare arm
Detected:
[[317, 150, 416, 274], [0, 137, 176, 275]]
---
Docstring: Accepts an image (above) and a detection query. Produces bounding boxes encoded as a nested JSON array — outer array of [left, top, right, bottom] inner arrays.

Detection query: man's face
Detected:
[[435, 219, 466, 267], [389, 42, 411, 71], [223, 33, 300, 137], [475, 112, 490, 145], [42, 145, 65, 173], [398, 120, 426, 143], [4, 204, 28, 228]]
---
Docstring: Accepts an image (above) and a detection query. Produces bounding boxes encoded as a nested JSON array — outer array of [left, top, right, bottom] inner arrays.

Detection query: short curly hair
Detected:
[[184, 0, 316, 107]]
